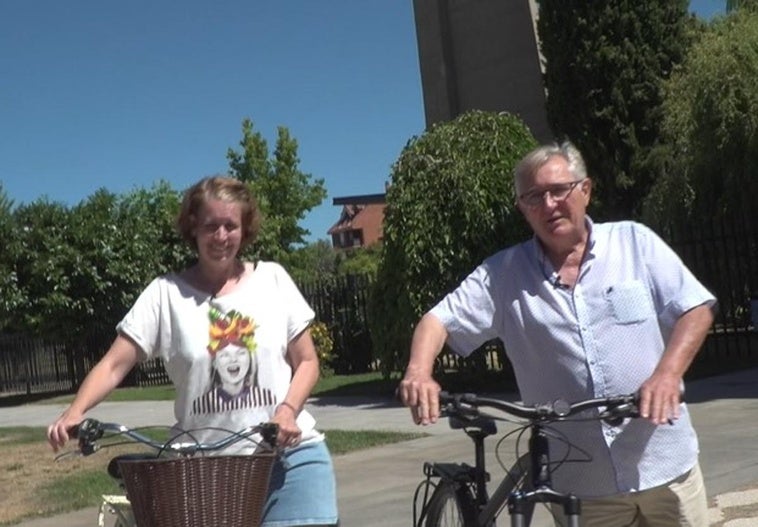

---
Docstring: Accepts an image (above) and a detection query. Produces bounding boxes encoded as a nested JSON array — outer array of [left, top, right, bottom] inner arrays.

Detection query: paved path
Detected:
[[5, 367, 758, 526]]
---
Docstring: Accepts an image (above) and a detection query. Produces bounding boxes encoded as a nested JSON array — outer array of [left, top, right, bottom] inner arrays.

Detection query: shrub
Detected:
[[369, 110, 537, 376], [310, 320, 335, 375]]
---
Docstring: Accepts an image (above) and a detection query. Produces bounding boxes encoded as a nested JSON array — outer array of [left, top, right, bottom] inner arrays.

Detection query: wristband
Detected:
[[278, 401, 299, 415]]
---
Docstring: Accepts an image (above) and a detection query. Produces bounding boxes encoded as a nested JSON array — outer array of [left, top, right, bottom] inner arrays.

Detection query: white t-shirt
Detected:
[[117, 261, 322, 453]]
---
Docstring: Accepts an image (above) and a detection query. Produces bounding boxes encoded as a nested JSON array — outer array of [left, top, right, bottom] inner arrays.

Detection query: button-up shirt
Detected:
[[431, 219, 716, 497]]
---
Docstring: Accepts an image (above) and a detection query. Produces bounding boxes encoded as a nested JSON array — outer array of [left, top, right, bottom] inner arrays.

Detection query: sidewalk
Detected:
[[6, 367, 758, 526]]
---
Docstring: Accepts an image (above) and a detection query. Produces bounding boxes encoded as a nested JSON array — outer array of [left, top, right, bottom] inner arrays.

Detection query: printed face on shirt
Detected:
[[517, 155, 591, 250], [213, 343, 254, 395], [192, 198, 244, 265]]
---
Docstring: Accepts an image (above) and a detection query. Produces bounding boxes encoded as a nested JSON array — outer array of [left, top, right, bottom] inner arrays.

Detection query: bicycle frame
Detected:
[[417, 413, 531, 527], [419, 391, 640, 527], [98, 494, 133, 527]]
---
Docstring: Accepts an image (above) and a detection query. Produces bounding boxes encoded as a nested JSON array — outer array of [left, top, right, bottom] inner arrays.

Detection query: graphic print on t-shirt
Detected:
[[191, 306, 275, 415]]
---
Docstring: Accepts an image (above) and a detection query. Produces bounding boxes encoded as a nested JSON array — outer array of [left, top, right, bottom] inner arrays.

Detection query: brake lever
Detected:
[[600, 395, 643, 427], [54, 448, 89, 461]]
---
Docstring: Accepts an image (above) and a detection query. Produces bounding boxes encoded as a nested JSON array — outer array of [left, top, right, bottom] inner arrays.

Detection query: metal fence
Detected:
[[1, 213, 756, 400], [664, 211, 758, 373], [299, 273, 374, 374]]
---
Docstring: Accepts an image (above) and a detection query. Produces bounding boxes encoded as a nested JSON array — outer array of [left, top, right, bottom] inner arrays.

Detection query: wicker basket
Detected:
[[118, 452, 276, 527]]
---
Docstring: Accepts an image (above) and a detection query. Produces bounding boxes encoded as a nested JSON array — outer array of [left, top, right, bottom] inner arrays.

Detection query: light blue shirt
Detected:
[[431, 219, 716, 497]]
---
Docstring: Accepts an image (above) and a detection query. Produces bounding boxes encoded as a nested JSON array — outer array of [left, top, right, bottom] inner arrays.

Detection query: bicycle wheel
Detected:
[[424, 481, 477, 527]]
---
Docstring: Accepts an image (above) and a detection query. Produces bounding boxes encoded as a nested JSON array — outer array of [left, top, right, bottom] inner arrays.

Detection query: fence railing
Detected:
[[664, 210, 757, 372], [299, 273, 374, 374], [1, 213, 756, 400]]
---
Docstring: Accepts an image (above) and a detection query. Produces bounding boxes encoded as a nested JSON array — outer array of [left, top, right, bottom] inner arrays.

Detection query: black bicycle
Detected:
[[414, 392, 642, 527], [58, 418, 280, 527]]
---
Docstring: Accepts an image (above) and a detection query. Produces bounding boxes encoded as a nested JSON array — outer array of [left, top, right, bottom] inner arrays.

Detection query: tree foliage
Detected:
[[644, 7, 758, 227], [287, 239, 338, 284], [1, 183, 192, 339], [227, 118, 327, 263], [538, 0, 691, 219], [0, 184, 24, 330], [336, 244, 381, 277], [369, 111, 536, 375]]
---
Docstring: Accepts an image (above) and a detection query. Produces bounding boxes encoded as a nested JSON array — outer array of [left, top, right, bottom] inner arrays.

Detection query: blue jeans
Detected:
[[262, 440, 339, 526]]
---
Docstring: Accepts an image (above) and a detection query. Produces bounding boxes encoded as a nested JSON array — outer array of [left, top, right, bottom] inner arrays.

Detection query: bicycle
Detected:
[[57, 418, 279, 527], [414, 391, 642, 527]]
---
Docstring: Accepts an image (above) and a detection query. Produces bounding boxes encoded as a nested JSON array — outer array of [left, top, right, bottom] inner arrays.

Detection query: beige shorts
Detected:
[[551, 462, 707, 527]]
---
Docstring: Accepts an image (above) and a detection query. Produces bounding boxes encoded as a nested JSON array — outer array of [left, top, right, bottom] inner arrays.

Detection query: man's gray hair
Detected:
[[513, 141, 587, 195]]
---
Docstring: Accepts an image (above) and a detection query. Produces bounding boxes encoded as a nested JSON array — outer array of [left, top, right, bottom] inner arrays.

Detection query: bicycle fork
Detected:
[[507, 425, 580, 527]]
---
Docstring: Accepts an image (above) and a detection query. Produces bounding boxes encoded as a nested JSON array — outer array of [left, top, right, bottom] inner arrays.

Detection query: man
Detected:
[[398, 141, 715, 526]]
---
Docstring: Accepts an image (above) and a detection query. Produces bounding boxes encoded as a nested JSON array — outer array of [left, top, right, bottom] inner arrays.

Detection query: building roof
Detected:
[[332, 193, 386, 206]]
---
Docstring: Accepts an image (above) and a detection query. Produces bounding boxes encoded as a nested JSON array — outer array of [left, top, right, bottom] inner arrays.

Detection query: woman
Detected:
[[47, 176, 339, 527]]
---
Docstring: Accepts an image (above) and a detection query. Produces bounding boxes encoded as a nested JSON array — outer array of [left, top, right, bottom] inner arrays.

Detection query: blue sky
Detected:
[[0, 1, 726, 243]]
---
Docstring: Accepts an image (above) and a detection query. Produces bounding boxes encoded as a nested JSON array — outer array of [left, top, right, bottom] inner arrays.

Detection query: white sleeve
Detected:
[[271, 263, 315, 342], [635, 223, 717, 329], [430, 262, 499, 357], [116, 277, 163, 360]]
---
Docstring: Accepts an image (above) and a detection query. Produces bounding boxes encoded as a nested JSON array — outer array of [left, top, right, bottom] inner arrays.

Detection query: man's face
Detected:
[[516, 156, 591, 250]]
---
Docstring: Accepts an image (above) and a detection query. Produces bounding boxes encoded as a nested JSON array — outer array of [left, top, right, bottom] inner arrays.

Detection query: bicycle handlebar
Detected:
[[439, 391, 642, 424], [72, 418, 279, 457]]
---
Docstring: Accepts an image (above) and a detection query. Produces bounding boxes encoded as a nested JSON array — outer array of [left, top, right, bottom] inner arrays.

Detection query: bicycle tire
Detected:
[[424, 481, 477, 527]]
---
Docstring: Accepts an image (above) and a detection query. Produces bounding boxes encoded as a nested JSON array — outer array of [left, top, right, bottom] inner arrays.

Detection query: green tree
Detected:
[[728, 0, 758, 12], [538, 0, 691, 219], [10, 198, 75, 334], [336, 244, 381, 277], [370, 111, 536, 375], [227, 118, 327, 262], [0, 183, 23, 330], [89, 182, 190, 334], [288, 239, 338, 283], [0, 182, 13, 216], [644, 7, 758, 226], [6, 183, 190, 340]]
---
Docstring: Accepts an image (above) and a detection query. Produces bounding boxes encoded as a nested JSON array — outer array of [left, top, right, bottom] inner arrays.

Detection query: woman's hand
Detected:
[[273, 402, 303, 448], [47, 409, 85, 453]]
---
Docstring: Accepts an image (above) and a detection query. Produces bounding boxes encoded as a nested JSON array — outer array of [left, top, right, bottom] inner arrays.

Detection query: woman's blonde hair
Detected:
[[176, 176, 261, 251]]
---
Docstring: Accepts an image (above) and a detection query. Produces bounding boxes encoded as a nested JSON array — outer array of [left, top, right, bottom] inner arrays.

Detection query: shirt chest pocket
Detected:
[[605, 280, 655, 324]]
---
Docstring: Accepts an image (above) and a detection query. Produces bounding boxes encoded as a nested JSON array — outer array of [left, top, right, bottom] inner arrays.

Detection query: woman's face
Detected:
[[213, 343, 253, 392], [192, 198, 244, 266]]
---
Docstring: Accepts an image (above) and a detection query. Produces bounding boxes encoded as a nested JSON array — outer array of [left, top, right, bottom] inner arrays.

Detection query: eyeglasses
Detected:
[[518, 179, 586, 208]]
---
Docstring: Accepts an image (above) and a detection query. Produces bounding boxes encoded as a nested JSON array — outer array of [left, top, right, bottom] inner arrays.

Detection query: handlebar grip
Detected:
[[75, 418, 104, 455], [259, 422, 279, 448], [439, 391, 477, 404]]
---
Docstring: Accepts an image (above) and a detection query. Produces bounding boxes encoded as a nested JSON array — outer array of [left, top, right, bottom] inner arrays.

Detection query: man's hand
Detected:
[[638, 372, 683, 425], [397, 371, 441, 425]]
